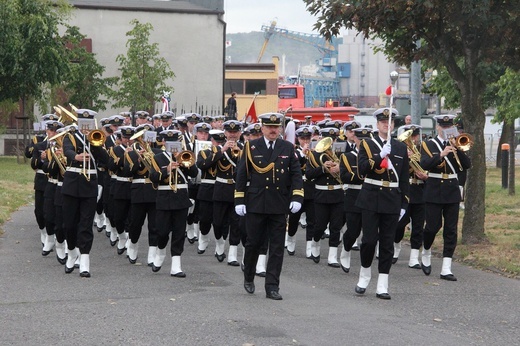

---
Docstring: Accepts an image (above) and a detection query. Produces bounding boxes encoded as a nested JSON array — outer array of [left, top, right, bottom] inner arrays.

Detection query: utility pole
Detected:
[[410, 41, 422, 125]]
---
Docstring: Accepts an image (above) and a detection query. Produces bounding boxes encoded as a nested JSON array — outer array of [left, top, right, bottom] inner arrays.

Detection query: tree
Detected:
[[61, 26, 117, 111], [112, 19, 175, 114], [0, 0, 72, 119], [304, 0, 520, 244]]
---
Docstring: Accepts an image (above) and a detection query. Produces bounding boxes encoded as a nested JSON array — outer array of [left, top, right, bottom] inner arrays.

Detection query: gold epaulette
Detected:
[[200, 150, 207, 160]]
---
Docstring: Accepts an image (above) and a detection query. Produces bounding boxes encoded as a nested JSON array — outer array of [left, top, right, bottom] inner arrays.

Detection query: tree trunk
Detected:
[[496, 122, 513, 168], [459, 79, 487, 244], [508, 122, 515, 196]]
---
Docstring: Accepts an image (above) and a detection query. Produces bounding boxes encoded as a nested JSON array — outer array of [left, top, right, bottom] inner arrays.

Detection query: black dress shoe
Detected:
[[57, 255, 67, 265], [421, 264, 432, 276], [151, 264, 161, 272], [256, 271, 266, 278], [105, 230, 110, 238], [187, 237, 196, 244], [197, 249, 205, 254], [351, 245, 360, 251], [110, 240, 117, 247], [127, 256, 137, 264], [376, 292, 391, 300], [228, 261, 240, 267], [440, 274, 457, 281], [215, 253, 226, 262], [328, 262, 340, 268], [392, 257, 398, 264], [117, 247, 126, 255], [65, 265, 74, 274], [286, 249, 295, 256], [311, 255, 320, 264], [244, 281, 255, 294], [80, 271, 91, 278], [266, 291, 283, 300], [340, 264, 350, 273], [74, 263, 80, 269], [42, 249, 53, 256], [171, 272, 186, 278], [97, 226, 104, 233], [409, 264, 421, 269], [147, 262, 153, 267], [355, 286, 366, 294]]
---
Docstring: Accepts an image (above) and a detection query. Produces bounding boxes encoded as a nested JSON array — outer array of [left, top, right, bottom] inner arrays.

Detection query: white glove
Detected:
[[398, 208, 406, 221], [380, 143, 392, 158], [289, 201, 302, 214], [235, 204, 246, 216], [386, 158, 394, 170]]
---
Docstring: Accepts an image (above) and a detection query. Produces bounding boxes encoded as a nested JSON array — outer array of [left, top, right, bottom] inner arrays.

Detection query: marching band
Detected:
[[25, 106, 471, 300]]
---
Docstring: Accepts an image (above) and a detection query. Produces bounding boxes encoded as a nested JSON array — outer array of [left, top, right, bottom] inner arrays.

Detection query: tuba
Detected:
[[130, 129, 155, 173], [398, 129, 427, 174], [314, 137, 342, 184]]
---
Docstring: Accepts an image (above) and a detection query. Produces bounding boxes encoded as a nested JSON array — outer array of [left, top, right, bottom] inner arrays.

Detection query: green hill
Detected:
[[225, 32, 326, 75]]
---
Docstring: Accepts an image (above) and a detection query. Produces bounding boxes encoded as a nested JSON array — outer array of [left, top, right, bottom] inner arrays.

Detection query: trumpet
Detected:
[[448, 133, 473, 170], [315, 137, 342, 184], [398, 129, 427, 174]]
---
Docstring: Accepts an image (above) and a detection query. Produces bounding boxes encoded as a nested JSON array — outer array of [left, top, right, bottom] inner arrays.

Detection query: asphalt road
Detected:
[[1, 205, 518, 346]]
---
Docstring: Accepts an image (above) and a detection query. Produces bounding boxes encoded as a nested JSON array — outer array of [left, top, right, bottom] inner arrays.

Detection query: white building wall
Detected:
[[69, 8, 224, 115]]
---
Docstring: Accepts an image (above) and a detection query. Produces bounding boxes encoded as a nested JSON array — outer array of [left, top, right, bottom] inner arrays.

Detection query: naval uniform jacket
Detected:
[[124, 148, 160, 204], [31, 140, 49, 192], [149, 150, 198, 210], [212, 143, 243, 203], [234, 137, 303, 214], [108, 144, 133, 200], [295, 147, 315, 201], [339, 150, 364, 213], [420, 137, 471, 204], [196, 147, 218, 201], [305, 149, 344, 204], [355, 137, 410, 214], [61, 131, 109, 198]]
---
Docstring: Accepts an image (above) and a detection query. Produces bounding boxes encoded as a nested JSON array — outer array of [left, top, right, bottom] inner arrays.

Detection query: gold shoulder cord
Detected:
[[362, 140, 385, 174], [341, 153, 355, 182], [307, 151, 320, 168], [246, 141, 275, 174], [422, 141, 445, 168], [124, 151, 134, 171], [151, 155, 162, 182], [68, 133, 77, 152]]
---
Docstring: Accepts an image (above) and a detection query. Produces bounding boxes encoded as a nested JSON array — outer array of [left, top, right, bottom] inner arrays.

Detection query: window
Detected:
[[278, 87, 297, 99], [225, 79, 268, 95], [224, 80, 243, 94], [245, 80, 266, 95]]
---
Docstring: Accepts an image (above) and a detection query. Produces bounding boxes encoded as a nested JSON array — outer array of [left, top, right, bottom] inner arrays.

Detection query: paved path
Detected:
[[1, 205, 518, 345]]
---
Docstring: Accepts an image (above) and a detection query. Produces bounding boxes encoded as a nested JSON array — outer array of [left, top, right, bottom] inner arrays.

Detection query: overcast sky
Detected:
[[224, 0, 321, 34]]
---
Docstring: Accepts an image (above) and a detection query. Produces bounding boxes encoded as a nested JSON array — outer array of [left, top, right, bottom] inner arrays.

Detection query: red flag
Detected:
[[385, 85, 392, 96], [247, 99, 257, 123]]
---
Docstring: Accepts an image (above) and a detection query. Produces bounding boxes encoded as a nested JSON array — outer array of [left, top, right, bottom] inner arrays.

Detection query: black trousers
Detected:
[[343, 211, 362, 251], [54, 206, 65, 243], [312, 202, 344, 247], [62, 194, 96, 254], [43, 186, 56, 236], [243, 212, 286, 292], [34, 190, 45, 230], [287, 199, 316, 241], [113, 198, 131, 235], [129, 202, 158, 246], [360, 210, 399, 274], [423, 202, 459, 258], [198, 200, 213, 236], [156, 208, 188, 257], [213, 201, 239, 245], [395, 203, 424, 250]]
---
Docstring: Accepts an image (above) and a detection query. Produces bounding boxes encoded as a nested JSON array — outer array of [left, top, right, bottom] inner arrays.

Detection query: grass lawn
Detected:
[[0, 156, 518, 277]]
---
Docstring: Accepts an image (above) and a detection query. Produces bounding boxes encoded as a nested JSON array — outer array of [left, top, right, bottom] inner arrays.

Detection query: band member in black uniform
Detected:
[[212, 120, 243, 265], [184, 116, 203, 244], [355, 108, 409, 299], [306, 127, 344, 267], [29, 114, 57, 246], [338, 126, 371, 273], [235, 113, 304, 300], [155, 112, 175, 134], [393, 125, 428, 268], [303, 115, 313, 126], [286, 127, 316, 257], [93, 118, 109, 234], [420, 115, 471, 281], [125, 124, 159, 265], [108, 126, 135, 255], [149, 130, 198, 277], [38, 120, 64, 256], [61, 109, 109, 277], [195, 128, 222, 254]]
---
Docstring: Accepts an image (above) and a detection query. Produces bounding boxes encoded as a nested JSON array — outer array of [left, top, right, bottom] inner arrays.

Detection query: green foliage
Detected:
[[494, 69, 520, 124], [61, 26, 116, 111], [112, 19, 175, 113], [0, 0, 72, 104]]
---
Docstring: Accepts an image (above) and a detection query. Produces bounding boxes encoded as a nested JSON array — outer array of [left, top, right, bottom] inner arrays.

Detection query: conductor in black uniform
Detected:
[[355, 108, 410, 299], [235, 113, 304, 300]]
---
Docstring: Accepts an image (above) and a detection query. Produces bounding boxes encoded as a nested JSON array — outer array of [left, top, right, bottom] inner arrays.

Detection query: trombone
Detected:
[[314, 137, 342, 184], [81, 120, 106, 181], [167, 142, 196, 192], [447, 133, 473, 171]]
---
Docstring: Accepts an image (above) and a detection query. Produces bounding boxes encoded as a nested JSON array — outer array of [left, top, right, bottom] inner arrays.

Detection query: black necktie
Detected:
[[443, 140, 448, 148], [268, 141, 274, 156], [382, 140, 387, 145]]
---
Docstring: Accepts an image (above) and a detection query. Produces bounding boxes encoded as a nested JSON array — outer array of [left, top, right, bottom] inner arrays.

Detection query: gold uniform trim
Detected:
[[234, 191, 245, 198], [292, 189, 304, 197]]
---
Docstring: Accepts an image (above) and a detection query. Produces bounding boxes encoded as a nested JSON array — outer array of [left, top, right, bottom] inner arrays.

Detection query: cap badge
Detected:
[[270, 114, 277, 122]]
